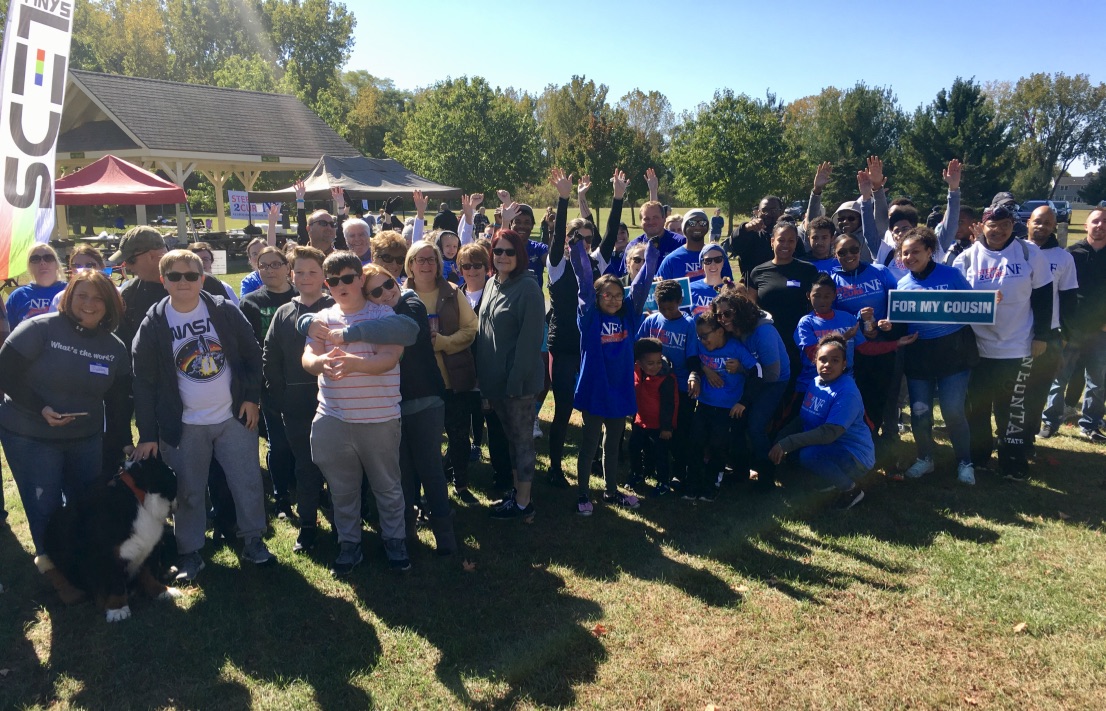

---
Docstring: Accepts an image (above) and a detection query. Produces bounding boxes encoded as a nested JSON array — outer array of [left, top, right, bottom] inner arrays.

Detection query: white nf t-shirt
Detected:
[[166, 300, 234, 425], [953, 238, 1052, 359], [1040, 245, 1079, 330]]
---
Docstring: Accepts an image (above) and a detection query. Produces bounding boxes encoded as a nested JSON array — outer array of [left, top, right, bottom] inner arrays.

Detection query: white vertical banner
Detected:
[[0, 0, 74, 279]]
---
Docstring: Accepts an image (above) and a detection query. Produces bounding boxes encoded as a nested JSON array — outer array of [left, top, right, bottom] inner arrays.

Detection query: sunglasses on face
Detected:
[[259, 260, 287, 270], [460, 263, 486, 271], [702, 255, 725, 265], [29, 254, 56, 264], [836, 246, 861, 256], [492, 248, 516, 257], [629, 256, 644, 264], [839, 214, 860, 222], [164, 271, 202, 282], [325, 273, 359, 287], [685, 218, 709, 227], [368, 278, 397, 298], [375, 253, 402, 264], [717, 309, 735, 320], [310, 220, 337, 228]]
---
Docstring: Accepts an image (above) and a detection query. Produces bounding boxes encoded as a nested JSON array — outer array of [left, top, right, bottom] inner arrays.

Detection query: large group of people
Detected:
[[3, 154, 1105, 586]]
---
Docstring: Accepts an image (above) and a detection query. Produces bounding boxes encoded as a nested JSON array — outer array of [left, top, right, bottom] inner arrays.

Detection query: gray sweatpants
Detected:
[[310, 414, 404, 544], [160, 417, 267, 556]]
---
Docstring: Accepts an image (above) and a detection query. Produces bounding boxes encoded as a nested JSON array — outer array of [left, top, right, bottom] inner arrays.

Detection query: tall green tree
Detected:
[[1078, 171, 1106, 205], [669, 90, 787, 226], [615, 89, 673, 204], [384, 77, 541, 194], [989, 73, 1106, 199], [343, 71, 412, 158], [897, 78, 1016, 208]]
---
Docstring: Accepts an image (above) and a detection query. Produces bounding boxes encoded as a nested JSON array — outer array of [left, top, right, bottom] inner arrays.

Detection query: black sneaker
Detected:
[[455, 488, 479, 505], [698, 487, 718, 502], [383, 539, 412, 572], [626, 473, 646, 490], [1080, 427, 1106, 443], [273, 498, 294, 521], [546, 469, 570, 489], [834, 487, 865, 510], [653, 482, 671, 496], [1038, 424, 1055, 439], [293, 525, 317, 553], [1003, 470, 1029, 483], [490, 500, 535, 521], [331, 542, 363, 577]]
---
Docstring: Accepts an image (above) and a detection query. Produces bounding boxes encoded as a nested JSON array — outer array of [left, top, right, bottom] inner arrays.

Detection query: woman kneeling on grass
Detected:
[[768, 333, 873, 510]]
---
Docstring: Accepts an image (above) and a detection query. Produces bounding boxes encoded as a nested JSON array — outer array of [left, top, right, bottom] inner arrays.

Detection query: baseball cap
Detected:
[[982, 205, 1015, 222], [990, 192, 1016, 208], [110, 226, 166, 263]]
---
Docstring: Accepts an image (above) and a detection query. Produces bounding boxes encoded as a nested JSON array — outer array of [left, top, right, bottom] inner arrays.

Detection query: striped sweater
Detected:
[[309, 301, 401, 423]]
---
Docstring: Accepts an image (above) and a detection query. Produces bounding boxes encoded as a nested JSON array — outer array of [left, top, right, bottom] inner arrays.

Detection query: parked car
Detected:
[[785, 200, 804, 219], [1016, 200, 1057, 223], [1053, 200, 1072, 223]]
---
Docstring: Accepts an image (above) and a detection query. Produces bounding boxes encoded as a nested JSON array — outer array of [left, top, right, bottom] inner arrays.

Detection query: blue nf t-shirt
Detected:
[[799, 373, 875, 469], [742, 321, 790, 383], [696, 338, 757, 409], [793, 310, 861, 391], [637, 311, 698, 393], [831, 263, 898, 321]]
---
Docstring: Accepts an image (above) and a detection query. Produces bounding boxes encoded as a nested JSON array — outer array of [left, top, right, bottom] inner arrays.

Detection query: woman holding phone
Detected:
[[0, 270, 131, 562]]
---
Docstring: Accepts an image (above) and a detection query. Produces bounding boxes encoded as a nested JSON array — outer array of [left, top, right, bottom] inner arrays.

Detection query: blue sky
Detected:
[[347, 0, 1105, 173]]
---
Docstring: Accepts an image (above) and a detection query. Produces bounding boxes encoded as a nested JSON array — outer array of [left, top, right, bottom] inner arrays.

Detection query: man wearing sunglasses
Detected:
[[294, 182, 349, 254], [131, 250, 274, 583], [657, 208, 734, 284]]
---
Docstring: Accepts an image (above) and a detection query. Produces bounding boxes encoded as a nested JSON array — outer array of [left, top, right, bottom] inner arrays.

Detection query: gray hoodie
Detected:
[[474, 272, 546, 399]]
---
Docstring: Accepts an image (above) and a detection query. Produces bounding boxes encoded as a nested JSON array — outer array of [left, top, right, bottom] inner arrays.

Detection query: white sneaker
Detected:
[[957, 462, 976, 486], [904, 457, 934, 479], [532, 421, 543, 438]]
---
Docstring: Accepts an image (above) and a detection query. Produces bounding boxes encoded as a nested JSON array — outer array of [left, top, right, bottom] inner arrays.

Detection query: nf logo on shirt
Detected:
[[600, 321, 628, 344], [803, 391, 827, 414], [646, 327, 686, 349]]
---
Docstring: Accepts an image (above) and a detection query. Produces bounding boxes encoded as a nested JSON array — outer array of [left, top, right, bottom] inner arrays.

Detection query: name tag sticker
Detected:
[[786, 280, 801, 288], [89, 362, 109, 376]]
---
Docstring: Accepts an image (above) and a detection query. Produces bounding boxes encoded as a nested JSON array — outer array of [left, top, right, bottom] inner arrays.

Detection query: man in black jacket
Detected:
[[131, 250, 274, 582]]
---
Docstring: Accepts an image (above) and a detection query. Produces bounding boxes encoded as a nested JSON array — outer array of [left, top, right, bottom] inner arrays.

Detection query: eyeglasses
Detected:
[[164, 271, 202, 282], [836, 246, 861, 256], [375, 253, 403, 264], [259, 261, 287, 270], [685, 218, 709, 226], [599, 292, 623, 301], [573, 232, 594, 241], [697, 328, 720, 342], [460, 263, 486, 271], [838, 214, 860, 222], [702, 255, 725, 265], [29, 254, 56, 264], [492, 248, 516, 257], [310, 220, 337, 228], [629, 256, 644, 264], [325, 273, 359, 287], [717, 309, 735, 320], [368, 278, 397, 298], [414, 256, 436, 266]]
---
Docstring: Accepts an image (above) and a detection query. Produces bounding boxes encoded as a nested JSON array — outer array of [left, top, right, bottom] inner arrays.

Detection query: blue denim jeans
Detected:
[[798, 444, 868, 491], [0, 425, 102, 554], [907, 369, 972, 464], [1043, 332, 1106, 431]]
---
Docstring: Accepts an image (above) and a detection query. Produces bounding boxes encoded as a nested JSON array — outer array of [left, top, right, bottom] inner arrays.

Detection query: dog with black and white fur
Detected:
[[36, 457, 182, 622]]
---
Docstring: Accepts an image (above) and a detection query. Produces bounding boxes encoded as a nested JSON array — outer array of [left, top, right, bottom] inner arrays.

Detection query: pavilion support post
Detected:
[[158, 161, 195, 245], [235, 170, 261, 192], [199, 170, 230, 232], [136, 204, 148, 227], [54, 205, 67, 240]]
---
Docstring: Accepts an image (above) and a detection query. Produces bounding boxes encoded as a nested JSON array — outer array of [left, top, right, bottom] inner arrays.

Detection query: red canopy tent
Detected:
[[55, 155, 186, 205]]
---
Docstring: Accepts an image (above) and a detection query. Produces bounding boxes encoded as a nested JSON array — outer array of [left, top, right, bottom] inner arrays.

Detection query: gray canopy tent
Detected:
[[247, 154, 462, 202]]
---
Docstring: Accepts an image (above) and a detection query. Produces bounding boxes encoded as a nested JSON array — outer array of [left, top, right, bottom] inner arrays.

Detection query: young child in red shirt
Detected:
[[628, 338, 679, 495]]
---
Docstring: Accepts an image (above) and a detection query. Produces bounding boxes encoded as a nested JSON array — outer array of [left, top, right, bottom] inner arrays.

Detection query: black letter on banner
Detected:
[[9, 104, 61, 156], [4, 157, 51, 209], [51, 54, 66, 104], [18, 4, 70, 36], [12, 44, 27, 96]]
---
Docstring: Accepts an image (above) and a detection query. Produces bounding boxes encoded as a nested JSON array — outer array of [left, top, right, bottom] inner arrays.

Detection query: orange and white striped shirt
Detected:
[[309, 301, 401, 423]]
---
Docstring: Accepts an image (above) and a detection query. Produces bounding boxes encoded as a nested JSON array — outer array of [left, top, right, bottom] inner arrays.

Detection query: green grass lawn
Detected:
[[2, 242, 1106, 709]]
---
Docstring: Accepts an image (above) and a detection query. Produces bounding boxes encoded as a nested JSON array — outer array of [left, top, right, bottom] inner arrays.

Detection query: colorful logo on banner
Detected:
[[228, 190, 279, 220], [0, 1, 75, 279], [886, 289, 997, 325]]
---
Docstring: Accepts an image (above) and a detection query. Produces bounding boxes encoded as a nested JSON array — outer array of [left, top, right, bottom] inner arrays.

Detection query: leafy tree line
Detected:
[[6, 0, 1103, 219]]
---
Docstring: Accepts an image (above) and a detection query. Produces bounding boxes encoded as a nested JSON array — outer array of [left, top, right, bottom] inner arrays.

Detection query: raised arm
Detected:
[[570, 238, 596, 314], [412, 190, 428, 244], [857, 169, 881, 258], [868, 156, 890, 237], [550, 168, 572, 268], [596, 168, 628, 262], [806, 162, 831, 224], [577, 174, 592, 221], [645, 168, 659, 203], [458, 193, 483, 245], [629, 243, 659, 317], [295, 180, 308, 245], [936, 159, 961, 251], [266, 203, 279, 247]]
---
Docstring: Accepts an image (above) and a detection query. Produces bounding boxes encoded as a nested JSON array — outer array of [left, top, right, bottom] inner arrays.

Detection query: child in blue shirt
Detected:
[[636, 280, 698, 489], [770, 334, 873, 510], [685, 312, 758, 501], [569, 235, 657, 515], [794, 274, 861, 393]]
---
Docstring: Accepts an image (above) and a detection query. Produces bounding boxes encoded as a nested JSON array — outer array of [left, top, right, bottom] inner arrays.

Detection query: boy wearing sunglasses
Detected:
[[131, 250, 274, 583]]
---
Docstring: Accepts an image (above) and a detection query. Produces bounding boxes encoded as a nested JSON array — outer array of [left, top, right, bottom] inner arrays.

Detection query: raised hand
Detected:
[[943, 158, 962, 192], [330, 186, 345, 208], [267, 203, 280, 222], [550, 167, 573, 200], [294, 180, 306, 201], [577, 174, 591, 198], [497, 189, 512, 206], [969, 221, 983, 243], [469, 193, 484, 210], [867, 156, 885, 191], [611, 168, 629, 201], [500, 200, 519, 227], [412, 189, 428, 217], [645, 168, 658, 202], [857, 169, 873, 199], [813, 161, 832, 193]]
